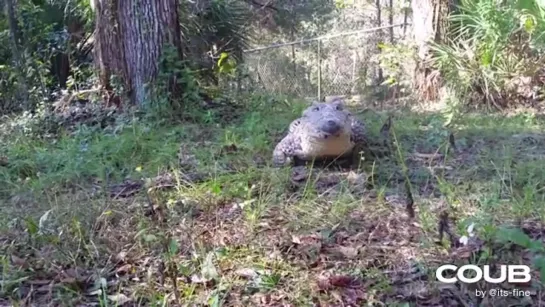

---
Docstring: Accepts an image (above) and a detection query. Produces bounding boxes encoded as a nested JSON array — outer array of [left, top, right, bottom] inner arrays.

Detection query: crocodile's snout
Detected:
[[321, 120, 342, 135]]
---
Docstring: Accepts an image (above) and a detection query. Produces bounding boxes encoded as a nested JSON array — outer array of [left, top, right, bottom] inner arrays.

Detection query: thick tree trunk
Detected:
[[411, 0, 454, 102], [92, 0, 183, 106]]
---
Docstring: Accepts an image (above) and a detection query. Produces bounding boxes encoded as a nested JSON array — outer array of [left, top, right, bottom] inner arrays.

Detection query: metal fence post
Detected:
[[317, 39, 322, 101]]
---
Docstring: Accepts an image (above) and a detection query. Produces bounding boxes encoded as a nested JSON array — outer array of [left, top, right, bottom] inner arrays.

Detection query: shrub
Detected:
[[430, 0, 545, 109]]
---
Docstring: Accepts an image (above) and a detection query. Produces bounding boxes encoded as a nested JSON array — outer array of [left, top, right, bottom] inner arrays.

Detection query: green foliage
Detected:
[[148, 44, 205, 123], [269, 0, 337, 37], [1, 117, 183, 192], [180, 0, 252, 84], [217, 52, 236, 76], [430, 0, 545, 108], [496, 227, 545, 283], [334, 0, 351, 10], [377, 42, 414, 94], [0, 0, 93, 114]]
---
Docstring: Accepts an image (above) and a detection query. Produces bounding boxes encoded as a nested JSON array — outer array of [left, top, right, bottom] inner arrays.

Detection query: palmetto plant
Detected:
[[430, 0, 545, 109]]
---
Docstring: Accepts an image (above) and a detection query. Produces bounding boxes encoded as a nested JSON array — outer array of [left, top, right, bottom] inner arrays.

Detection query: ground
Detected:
[[1, 94, 545, 306]]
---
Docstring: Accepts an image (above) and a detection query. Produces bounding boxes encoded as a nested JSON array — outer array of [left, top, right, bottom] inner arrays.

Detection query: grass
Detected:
[[1, 94, 545, 306]]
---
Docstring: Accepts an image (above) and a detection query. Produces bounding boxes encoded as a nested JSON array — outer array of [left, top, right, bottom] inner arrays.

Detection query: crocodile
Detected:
[[272, 98, 367, 167]]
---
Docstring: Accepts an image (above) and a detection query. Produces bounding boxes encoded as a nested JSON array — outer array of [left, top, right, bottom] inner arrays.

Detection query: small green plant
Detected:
[[496, 227, 545, 283]]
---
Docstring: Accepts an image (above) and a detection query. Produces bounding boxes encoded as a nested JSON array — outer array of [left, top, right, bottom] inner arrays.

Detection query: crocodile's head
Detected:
[[300, 99, 352, 141]]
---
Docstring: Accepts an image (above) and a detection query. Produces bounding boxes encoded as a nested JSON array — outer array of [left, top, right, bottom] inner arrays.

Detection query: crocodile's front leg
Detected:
[[350, 116, 367, 144], [272, 134, 303, 167]]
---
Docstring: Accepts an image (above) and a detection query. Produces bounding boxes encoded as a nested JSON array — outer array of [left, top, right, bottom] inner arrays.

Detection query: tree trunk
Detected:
[[403, 0, 411, 38], [5, 0, 29, 109], [388, 0, 394, 44], [375, 0, 384, 84], [92, 0, 183, 106], [51, 18, 87, 89], [411, 0, 455, 102], [51, 53, 70, 88]]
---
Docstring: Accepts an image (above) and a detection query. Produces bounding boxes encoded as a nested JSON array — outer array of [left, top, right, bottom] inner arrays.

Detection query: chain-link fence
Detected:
[[230, 23, 409, 101]]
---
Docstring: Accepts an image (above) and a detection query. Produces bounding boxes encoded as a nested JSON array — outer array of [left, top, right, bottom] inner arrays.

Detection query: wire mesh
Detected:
[[232, 24, 408, 100]]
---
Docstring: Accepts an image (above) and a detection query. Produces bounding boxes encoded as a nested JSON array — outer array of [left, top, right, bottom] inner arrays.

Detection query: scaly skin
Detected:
[[272, 98, 367, 167]]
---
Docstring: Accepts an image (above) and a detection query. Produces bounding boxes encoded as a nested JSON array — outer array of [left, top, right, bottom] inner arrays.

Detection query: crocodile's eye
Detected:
[[313, 107, 320, 111], [335, 104, 342, 110]]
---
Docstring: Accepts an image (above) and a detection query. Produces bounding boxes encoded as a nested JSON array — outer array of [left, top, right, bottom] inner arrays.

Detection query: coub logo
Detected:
[[436, 264, 532, 283]]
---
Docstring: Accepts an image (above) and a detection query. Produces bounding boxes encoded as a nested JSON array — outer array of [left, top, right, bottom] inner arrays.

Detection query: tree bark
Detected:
[[375, 0, 384, 84], [5, 0, 29, 109], [411, 0, 456, 102], [388, 0, 394, 44], [92, 0, 183, 106], [403, 0, 410, 38]]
